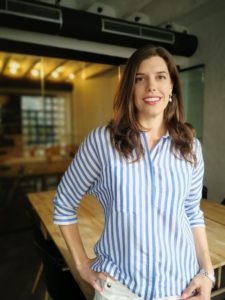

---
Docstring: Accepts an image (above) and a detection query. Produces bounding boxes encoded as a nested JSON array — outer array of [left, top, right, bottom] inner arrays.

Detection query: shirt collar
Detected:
[[141, 130, 170, 139], [162, 131, 170, 139]]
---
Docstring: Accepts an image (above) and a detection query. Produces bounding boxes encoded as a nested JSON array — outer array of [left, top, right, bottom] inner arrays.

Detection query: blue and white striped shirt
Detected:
[[53, 126, 205, 300]]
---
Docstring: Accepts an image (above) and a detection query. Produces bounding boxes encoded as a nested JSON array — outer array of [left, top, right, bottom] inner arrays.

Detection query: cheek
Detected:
[[133, 88, 139, 103], [133, 84, 144, 97], [164, 86, 172, 97]]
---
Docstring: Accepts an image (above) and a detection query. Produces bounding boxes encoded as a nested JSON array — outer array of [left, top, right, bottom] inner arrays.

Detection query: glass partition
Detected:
[[0, 51, 118, 160], [180, 65, 205, 140], [0, 51, 119, 192]]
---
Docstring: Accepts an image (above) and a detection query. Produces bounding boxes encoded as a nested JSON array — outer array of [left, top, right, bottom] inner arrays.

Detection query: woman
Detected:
[[53, 45, 214, 300]]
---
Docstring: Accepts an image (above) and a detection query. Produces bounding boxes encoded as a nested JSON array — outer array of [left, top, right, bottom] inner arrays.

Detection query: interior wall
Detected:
[[72, 67, 119, 144], [189, 9, 225, 202]]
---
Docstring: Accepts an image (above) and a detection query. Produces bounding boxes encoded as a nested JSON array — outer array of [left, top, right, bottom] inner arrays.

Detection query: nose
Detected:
[[147, 85, 156, 91], [146, 77, 156, 91]]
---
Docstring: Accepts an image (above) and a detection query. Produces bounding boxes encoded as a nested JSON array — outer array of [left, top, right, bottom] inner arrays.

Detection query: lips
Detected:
[[143, 96, 161, 104]]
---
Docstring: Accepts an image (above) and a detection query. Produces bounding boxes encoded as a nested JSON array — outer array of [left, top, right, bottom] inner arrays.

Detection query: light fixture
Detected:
[[28, 60, 42, 79], [81, 70, 86, 80], [50, 65, 65, 79], [68, 73, 75, 80], [51, 71, 59, 79], [9, 61, 20, 75], [31, 69, 40, 77]]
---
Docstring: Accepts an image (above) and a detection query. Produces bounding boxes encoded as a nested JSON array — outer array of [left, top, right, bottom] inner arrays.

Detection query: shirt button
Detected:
[[107, 282, 111, 288]]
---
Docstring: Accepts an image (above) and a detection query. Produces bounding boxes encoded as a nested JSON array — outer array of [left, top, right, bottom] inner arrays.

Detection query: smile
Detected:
[[143, 97, 161, 105]]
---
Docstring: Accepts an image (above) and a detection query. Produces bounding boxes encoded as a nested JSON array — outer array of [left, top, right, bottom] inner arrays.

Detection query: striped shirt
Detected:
[[53, 126, 205, 300]]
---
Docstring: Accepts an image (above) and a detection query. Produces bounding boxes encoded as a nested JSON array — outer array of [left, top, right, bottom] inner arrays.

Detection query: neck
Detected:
[[139, 116, 167, 150], [139, 116, 167, 140]]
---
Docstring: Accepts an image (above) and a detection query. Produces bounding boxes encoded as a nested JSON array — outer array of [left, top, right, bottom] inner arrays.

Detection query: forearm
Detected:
[[59, 223, 106, 293], [192, 226, 214, 273], [181, 226, 214, 298], [59, 223, 89, 270]]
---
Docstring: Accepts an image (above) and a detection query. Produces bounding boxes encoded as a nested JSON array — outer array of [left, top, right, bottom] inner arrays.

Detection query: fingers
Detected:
[[87, 259, 116, 283], [87, 271, 104, 293], [181, 281, 197, 299], [92, 278, 103, 293], [79, 260, 116, 294], [92, 272, 116, 293], [102, 272, 116, 281], [90, 271, 108, 292], [181, 275, 212, 300], [98, 272, 108, 281]]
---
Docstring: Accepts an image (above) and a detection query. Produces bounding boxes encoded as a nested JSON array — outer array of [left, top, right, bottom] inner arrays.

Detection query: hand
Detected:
[[181, 274, 213, 300], [77, 257, 109, 293]]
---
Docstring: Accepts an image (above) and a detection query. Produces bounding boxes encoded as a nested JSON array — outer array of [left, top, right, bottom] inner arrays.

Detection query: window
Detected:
[[21, 95, 66, 147]]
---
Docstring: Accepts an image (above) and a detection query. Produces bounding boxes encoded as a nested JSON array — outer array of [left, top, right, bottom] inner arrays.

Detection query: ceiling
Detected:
[[0, 51, 115, 83], [1, 0, 224, 84], [54, 0, 225, 30]]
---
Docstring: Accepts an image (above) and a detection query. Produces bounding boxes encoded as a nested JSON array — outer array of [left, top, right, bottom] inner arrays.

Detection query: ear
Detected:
[[170, 82, 174, 94]]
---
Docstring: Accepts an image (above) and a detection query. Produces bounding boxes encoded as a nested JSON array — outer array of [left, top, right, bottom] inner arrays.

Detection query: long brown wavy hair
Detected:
[[108, 44, 196, 165]]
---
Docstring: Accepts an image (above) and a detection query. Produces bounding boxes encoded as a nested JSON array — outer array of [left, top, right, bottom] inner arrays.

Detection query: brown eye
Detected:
[[135, 76, 145, 83], [158, 74, 166, 80]]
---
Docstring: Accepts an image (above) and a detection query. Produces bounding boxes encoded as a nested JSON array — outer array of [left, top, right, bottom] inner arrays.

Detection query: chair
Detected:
[[202, 185, 208, 199], [34, 239, 86, 300], [27, 208, 86, 300], [0, 166, 25, 208]]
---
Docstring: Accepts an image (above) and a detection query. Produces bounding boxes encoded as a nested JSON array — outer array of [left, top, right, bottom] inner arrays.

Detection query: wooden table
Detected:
[[201, 199, 225, 226], [28, 191, 103, 300], [0, 156, 72, 178], [205, 219, 225, 267], [27, 192, 225, 299], [0, 156, 73, 195]]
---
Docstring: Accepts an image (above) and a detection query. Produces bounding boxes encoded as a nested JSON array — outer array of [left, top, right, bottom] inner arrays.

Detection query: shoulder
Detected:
[[81, 126, 111, 154], [192, 138, 204, 167], [192, 138, 202, 153], [86, 125, 111, 143]]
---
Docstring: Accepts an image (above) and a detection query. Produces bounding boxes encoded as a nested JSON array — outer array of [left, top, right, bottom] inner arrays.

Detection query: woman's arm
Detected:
[[59, 223, 106, 292], [181, 227, 214, 300], [182, 140, 214, 299], [192, 227, 214, 273], [53, 129, 107, 292]]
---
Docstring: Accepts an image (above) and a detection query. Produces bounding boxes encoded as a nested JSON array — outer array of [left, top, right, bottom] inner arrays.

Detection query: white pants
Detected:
[[94, 277, 181, 300]]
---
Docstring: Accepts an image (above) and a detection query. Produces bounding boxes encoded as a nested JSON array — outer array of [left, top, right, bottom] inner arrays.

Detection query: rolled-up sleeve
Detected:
[[184, 139, 205, 228], [53, 129, 101, 225]]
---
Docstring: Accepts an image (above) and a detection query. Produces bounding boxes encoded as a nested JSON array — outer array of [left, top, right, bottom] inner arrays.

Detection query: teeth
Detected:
[[144, 97, 160, 102]]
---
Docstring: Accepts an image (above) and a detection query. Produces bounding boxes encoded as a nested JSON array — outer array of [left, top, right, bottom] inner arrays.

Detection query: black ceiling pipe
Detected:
[[0, 0, 198, 57]]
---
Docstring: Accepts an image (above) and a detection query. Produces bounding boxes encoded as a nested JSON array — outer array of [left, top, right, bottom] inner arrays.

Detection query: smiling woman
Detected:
[[53, 45, 214, 300]]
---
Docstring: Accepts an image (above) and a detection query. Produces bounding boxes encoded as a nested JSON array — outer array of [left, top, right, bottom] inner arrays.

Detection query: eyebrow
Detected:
[[157, 71, 169, 74], [136, 71, 169, 75]]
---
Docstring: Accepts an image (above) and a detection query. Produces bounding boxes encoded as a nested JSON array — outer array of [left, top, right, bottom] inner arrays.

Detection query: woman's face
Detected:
[[133, 55, 173, 126]]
